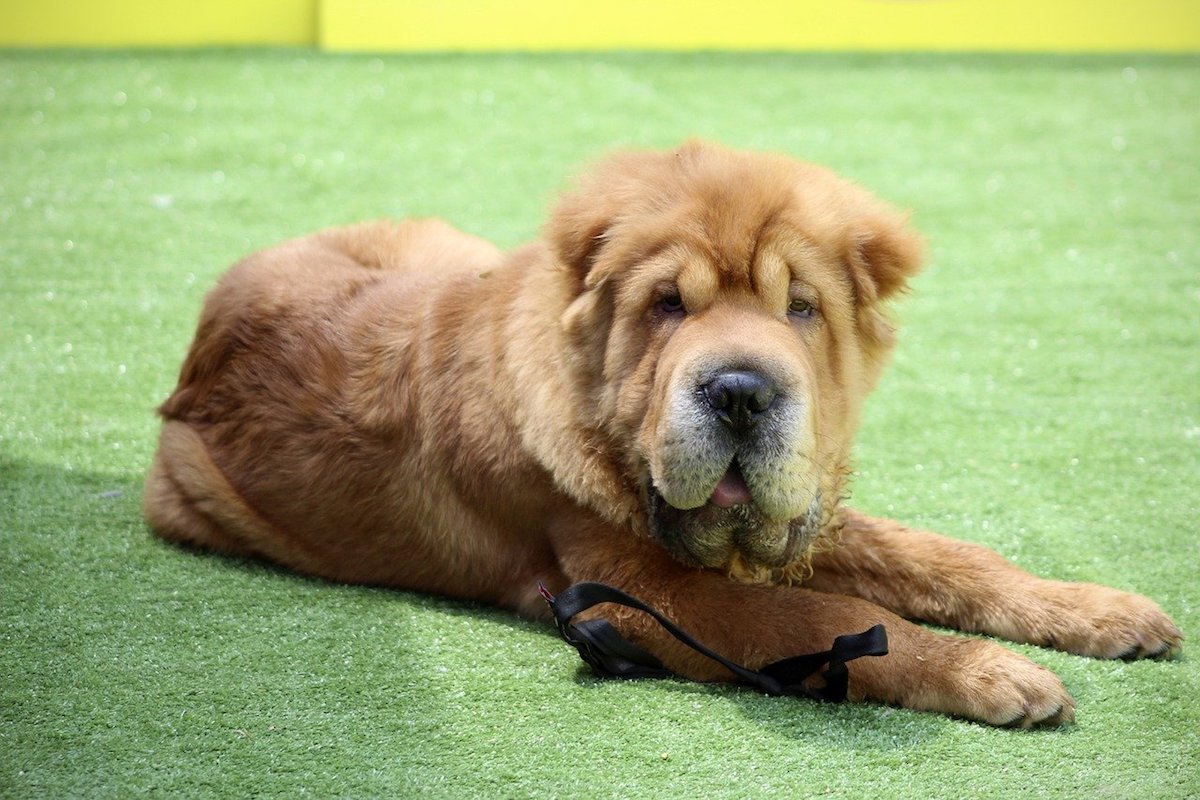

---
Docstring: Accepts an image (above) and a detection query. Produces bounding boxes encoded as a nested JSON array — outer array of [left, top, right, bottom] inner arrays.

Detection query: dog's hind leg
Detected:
[[142, 420, 325, 573], [144, 448, 247, 558]]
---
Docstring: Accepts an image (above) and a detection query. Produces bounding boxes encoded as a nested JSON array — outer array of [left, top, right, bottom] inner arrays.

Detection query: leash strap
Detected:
[[540, 581, 887, 702]]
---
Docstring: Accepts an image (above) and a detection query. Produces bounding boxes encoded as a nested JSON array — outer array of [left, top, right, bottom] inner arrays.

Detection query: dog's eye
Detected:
[[657, 293, 685, 315], [788, 298, 816, 318]]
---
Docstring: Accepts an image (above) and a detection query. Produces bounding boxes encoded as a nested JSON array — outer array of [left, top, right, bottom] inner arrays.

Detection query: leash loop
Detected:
[[540, 581, 887, 702]]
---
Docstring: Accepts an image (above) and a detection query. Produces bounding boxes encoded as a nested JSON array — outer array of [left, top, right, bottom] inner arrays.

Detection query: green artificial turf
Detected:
[[2, 49, 1198, 798]]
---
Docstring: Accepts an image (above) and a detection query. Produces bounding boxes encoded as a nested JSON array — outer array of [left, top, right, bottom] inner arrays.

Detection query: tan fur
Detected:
[[145, 142, 1180, 726]]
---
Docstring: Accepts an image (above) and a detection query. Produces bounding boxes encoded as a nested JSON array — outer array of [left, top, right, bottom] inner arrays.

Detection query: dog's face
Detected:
[[550, 142, 922, 578]]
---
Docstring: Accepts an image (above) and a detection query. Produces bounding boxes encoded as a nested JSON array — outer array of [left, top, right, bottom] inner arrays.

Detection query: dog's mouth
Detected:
[[708, 460, 754, 509], [646, 460, 821, 573]]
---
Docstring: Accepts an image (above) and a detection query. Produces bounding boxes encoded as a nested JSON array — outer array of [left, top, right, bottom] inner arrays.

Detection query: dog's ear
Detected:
[[844, 205, 925, 305], [544, 185, 619, 281], [544, 150, 674, 283], [835, 198, 924, 350]]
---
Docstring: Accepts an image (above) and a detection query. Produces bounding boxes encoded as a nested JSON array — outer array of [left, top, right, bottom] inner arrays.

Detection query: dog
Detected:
[[144, 141, 1181, 726]]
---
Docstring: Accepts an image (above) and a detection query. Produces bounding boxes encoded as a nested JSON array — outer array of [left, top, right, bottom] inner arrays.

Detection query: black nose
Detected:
[[702, 370, 778, 433]]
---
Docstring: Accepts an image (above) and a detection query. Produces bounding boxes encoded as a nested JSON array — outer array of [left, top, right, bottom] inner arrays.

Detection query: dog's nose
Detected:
[[702, 370, 778, 433]]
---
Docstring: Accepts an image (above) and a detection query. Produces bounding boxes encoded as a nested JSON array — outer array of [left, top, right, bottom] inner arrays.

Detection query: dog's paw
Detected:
[[851, 635, 1075, 727], [947, 640, 1076, 728], [1037, 582, 1183, 661]]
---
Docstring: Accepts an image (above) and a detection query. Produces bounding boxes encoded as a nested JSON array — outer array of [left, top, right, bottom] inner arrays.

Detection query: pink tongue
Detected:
[[710, 465, 753, 508]]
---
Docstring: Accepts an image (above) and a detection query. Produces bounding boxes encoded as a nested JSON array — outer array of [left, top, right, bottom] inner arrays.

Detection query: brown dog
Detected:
[[144, 141, 1181, 726]]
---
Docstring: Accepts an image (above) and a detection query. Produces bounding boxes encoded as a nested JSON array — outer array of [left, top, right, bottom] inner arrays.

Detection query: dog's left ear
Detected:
[[844, 207, 925, 305]]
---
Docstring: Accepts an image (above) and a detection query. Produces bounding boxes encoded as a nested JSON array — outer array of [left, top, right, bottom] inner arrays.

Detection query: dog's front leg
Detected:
[[549, 521, 1075, 726], [806, 509, 1182, 660]]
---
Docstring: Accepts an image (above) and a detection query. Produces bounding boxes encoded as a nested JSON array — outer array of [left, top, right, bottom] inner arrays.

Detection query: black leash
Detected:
[[540, 581, 888, 702]]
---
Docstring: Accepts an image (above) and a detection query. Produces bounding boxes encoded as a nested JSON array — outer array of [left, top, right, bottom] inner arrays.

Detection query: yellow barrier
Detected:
[[322, 0, 1200, 53], [0, 0, 316, 47], [1, 0, 1196, 51]]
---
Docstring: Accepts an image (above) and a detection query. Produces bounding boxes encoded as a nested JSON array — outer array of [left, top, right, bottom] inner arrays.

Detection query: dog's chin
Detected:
[[647, 488, 822, 575]]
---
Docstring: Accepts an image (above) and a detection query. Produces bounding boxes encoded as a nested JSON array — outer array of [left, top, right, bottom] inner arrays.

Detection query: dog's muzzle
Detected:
[[648, 486, 823, 570], [644, 362, 821, 572]]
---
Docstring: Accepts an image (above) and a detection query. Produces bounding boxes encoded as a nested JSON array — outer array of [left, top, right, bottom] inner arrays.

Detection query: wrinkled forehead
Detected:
[[671, 241, 788, 305], [603, 173, 851, 301], [668, 202, 841, 302]]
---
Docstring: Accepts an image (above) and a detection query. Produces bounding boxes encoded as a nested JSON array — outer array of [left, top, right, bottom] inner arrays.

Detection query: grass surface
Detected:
[[2, 50, 1198, 798]]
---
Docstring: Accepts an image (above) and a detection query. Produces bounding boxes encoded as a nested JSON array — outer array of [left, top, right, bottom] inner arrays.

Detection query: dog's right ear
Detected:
[[545, 197, 613, 283], [546, 159, 625, 370], [544, 178, 626, 284], [544, 150, 670, 284], [554, 191, 617, 382]]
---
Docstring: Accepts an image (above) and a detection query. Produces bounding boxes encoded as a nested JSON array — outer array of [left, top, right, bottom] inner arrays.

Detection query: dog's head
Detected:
[[548, 141, 922, 579]]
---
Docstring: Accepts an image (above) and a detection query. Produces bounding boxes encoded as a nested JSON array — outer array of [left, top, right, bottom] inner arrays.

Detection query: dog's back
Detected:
[[142, 219, 553, 600]]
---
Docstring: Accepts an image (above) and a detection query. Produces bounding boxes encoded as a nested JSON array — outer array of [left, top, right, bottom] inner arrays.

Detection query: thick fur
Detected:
[[145, 141, 1181, 727]]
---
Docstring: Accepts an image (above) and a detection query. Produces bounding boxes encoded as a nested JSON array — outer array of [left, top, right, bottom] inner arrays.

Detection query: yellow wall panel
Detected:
[[0, 0, 1195, 51], [321, 0, 1200, 53], [0, 0, 317, 47]]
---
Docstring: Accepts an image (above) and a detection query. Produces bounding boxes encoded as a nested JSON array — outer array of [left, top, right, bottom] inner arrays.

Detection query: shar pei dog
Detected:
[[144, 141, 1181, 726]]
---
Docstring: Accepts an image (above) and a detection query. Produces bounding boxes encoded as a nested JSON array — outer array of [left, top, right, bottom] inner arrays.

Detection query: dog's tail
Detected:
[[314, 219, 504, 277]]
